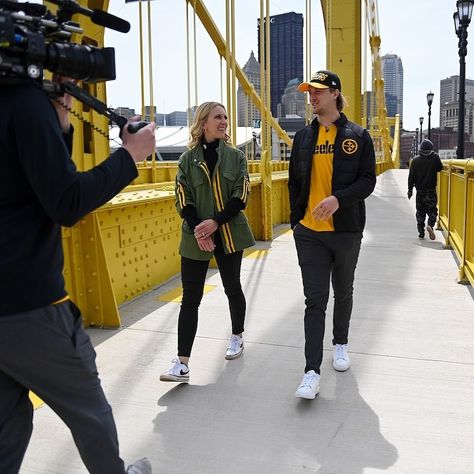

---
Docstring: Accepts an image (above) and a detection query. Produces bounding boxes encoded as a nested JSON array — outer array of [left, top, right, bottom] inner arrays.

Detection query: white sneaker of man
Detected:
[[333, 344, 351, 371], [159, 358, 190, 382], [126, 457, 152, 474], [225, 334, 244, 360], [295, 370, 320, 399]]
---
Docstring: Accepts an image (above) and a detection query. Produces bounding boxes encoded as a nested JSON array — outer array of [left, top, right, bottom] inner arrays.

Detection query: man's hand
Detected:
[[407, 190, 413, 200], [312, 195, 339, 221], [194, 219, 218, 240], [50, 74, 75, 133], [121, 116, 156, 163]]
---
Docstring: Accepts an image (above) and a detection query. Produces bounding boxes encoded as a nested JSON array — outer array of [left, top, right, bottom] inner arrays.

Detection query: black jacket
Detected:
[[288, 113, 376, 231], [408, 152, 443, 192], [0, 84, 138, 316]]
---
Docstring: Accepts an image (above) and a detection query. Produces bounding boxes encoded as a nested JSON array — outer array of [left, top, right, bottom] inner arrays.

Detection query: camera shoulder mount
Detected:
[[43, 80, 149, 136]]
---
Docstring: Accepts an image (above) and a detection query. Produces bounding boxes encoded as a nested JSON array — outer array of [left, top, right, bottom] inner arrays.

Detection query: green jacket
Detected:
[[175, 140, 255, 260]]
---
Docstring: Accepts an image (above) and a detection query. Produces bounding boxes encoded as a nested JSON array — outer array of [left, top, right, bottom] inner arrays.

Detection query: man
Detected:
[[0, 78, 156, 473], [288, 70, 376, 400], [407, 139, 443, 240]]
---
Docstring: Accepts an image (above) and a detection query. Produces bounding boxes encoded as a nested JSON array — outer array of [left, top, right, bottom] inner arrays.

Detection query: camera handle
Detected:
[[44, 80, 150, 135]]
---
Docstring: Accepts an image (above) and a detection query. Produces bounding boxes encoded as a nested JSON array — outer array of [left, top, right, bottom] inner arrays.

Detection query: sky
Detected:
[[103, 0, 471, 131]]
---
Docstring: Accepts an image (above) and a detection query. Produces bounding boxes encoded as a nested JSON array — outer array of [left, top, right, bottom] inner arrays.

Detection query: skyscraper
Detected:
[[280, 78, 306, 118], [257, 12, 303, 117], [440, 75, 474, 104], [381, 54, 403, 122], [439, 75, 474, 139], [237, 51, 261, 127]]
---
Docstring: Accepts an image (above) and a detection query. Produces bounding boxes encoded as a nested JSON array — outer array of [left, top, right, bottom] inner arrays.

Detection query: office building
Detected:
[[381, 54, 403, 122], [440, 100, 474, 141], [237, 51, 261, 127], [280, 78, 306, 118], [257, 12, 303, 117]]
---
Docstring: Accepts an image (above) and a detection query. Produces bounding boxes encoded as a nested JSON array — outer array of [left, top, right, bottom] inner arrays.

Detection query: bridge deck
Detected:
[[21, 169, 474, 474]]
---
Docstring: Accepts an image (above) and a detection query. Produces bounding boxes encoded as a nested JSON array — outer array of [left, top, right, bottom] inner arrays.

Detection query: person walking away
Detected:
[[288, 70, 376, 400], [160, 101, 255, 383], [407, 139, 443, 240]]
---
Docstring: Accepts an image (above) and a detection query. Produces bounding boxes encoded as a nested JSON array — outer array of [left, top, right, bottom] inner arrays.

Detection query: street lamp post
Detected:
[[415, 128, 419, 155], [426, 91, 434, 140], [454, 0, 474, 159], [419, 116, 424, 144]]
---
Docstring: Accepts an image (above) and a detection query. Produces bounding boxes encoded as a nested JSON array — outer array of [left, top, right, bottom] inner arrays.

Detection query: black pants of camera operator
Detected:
[[293, 224, 362, 374], [0, 301, 126, 474], [178, 231, 246, 357]]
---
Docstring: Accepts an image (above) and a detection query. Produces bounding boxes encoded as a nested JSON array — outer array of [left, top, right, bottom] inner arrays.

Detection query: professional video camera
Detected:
[[0, 0, 144, 132], [0, 0, 130, 83]]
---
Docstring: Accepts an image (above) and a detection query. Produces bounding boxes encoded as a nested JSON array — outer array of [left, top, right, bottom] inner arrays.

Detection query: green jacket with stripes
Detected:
[[175, 140, 255, 260]]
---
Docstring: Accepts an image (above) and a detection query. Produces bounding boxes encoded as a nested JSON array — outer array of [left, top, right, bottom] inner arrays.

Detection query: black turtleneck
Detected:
[[181, 139, 245, 231]]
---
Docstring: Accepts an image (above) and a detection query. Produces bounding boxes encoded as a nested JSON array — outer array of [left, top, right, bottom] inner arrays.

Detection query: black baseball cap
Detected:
[[298, 70, 342, 92]]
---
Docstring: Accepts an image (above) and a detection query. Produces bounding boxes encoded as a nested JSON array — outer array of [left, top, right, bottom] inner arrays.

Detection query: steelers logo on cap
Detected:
[[342, 139, 358, 154]]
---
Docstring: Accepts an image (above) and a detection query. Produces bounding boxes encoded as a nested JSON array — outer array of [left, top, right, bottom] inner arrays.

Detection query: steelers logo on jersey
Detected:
[[342, 139, 358, 154]]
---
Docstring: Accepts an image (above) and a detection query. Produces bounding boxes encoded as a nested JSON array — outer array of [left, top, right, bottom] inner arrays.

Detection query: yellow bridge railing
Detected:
[[438, 159, 474, 286]]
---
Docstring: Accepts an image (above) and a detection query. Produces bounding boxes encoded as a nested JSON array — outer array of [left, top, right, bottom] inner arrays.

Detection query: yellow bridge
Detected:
[[56, 0, 474, 328]]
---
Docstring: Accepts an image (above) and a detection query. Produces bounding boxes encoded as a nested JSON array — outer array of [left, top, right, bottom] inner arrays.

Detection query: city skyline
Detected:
[[106, 1, 471, 131]]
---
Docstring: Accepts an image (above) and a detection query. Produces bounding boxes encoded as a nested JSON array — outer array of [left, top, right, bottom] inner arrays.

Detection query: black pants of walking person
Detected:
[[0, 301, 126, 474], [178, 231, 245, 357], [293, 224, 362, 374], [415, 188, 438, 236]]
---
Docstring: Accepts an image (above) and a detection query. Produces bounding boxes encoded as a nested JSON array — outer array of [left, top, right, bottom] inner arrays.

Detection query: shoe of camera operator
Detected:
[[225, 334, 244, 360], [333, 344, 351, 372], [126, 457, 152, 474], [160, 358, 189, 383], [426, 225, 436, 240], [295, 370, 320, 399]]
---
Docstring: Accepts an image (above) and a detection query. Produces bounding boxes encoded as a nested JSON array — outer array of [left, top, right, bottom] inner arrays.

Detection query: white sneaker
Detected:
[[225, 334, 244, 360], [295, 370, 320, 399], [333, 344, 350, 371], [159, 358, 190, 382], [126, 457, 152, 474], [426, 225, 436, 240]]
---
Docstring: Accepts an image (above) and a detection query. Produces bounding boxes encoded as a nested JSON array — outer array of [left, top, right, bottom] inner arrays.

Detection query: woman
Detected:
[[160, 102, 255, 383]]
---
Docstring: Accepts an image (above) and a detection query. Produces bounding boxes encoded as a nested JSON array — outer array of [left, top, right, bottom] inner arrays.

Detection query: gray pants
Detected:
[[0, 301, 126, 474], [293, 225, 362, 374]]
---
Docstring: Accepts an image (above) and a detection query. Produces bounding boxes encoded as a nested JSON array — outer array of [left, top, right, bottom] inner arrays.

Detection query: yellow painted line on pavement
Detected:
[[243, 249, 270, 259], [157, 285, 216, 303]]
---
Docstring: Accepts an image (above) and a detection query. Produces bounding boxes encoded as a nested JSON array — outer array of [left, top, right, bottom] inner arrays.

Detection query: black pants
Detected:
[[415, 188, 438, 236], [0, 301, 126, 474], [178, 232, 245, 357], [293, 225, 362, 374]]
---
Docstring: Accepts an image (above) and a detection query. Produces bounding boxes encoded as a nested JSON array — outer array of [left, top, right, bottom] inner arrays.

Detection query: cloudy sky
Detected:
[[104, 0, 470, 131]]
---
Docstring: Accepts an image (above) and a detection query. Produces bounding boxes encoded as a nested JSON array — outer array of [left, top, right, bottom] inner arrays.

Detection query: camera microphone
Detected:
[[90, 10, 130, 34]]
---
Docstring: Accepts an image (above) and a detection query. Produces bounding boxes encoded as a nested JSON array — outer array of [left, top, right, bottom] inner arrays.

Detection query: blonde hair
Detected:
[[188, 101, 227, 149], [329, 88, 348, 112]]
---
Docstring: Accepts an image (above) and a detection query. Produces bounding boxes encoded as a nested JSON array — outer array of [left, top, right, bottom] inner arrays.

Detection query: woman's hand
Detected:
[[194, 219, 218, 240], [196, 235, 215, 252]]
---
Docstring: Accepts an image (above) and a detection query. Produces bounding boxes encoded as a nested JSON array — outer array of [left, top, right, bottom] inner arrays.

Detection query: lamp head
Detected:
[[427, 91, 434, 106], [454, 11, 461, 35], [419, 116, 424, 126], [457, 0, 474, 25]]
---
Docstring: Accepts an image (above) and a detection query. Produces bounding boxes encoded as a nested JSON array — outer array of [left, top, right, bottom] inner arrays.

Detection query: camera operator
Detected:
[[0, 75, 155, 474]]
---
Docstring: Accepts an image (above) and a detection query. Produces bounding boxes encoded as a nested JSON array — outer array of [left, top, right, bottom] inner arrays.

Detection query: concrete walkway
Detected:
[[20, 169, 474, 474]]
